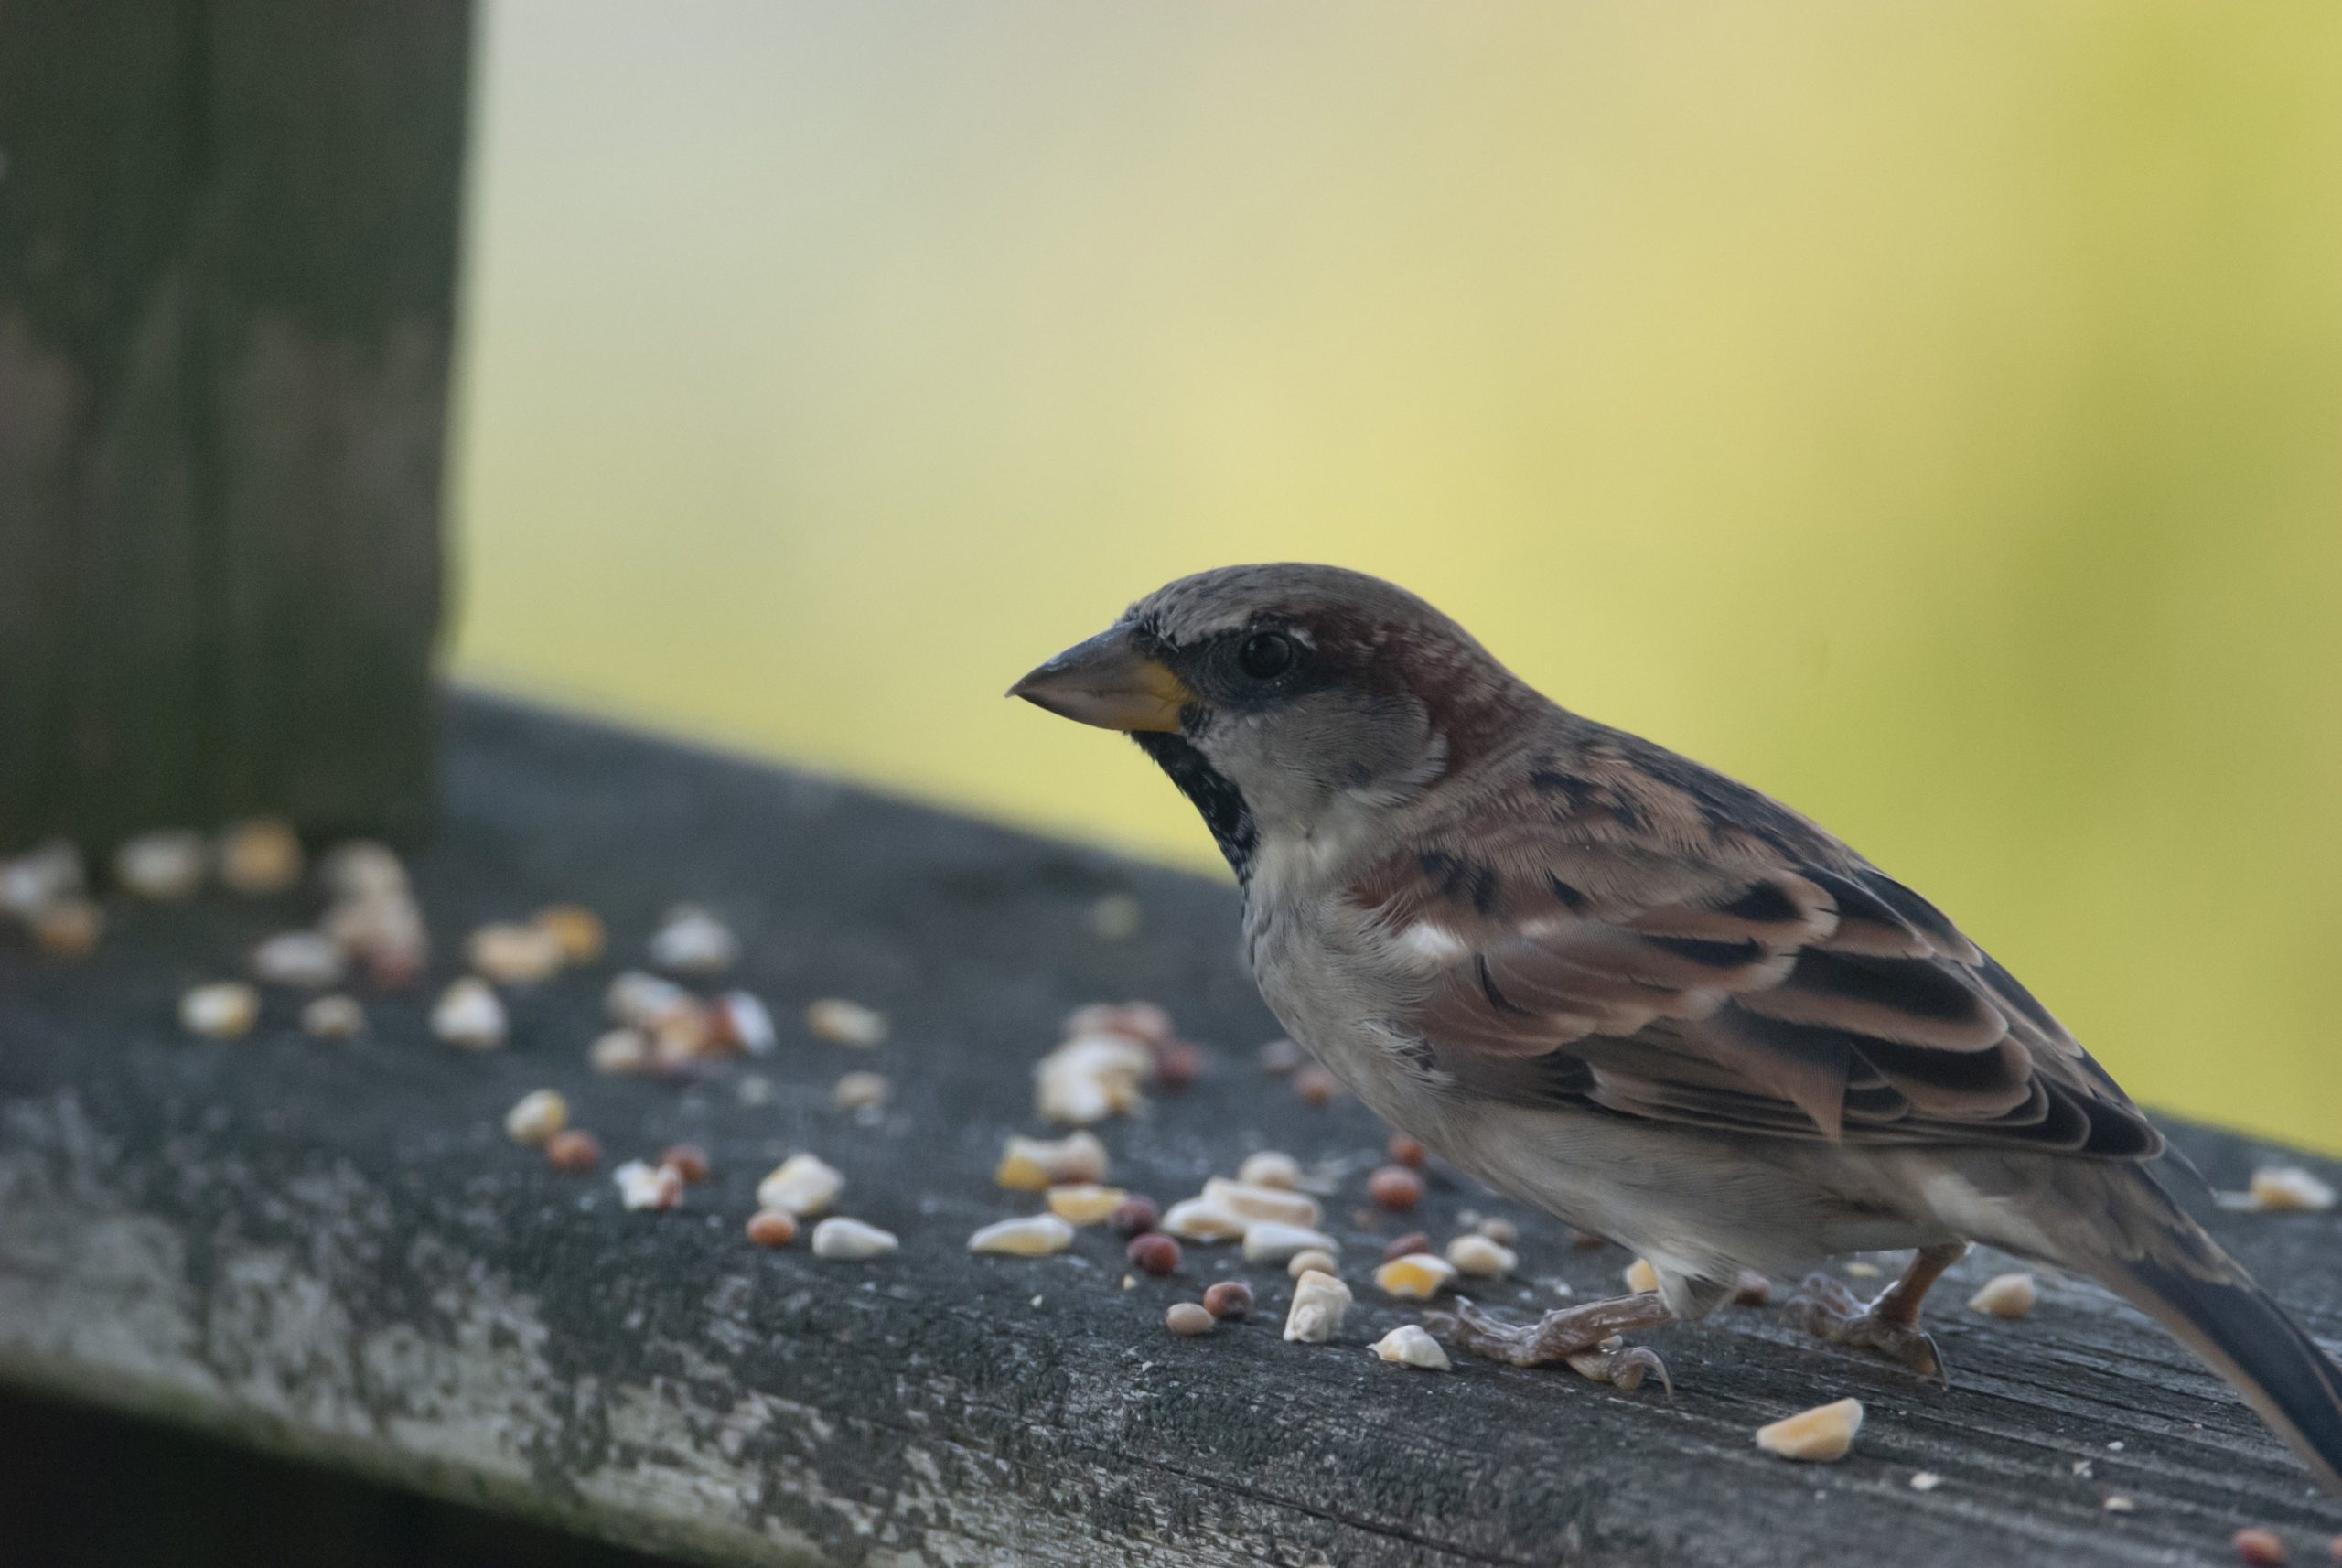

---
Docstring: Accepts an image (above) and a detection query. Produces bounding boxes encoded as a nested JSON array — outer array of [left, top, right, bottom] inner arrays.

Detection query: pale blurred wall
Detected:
[[450, 2, 2342, 1151]]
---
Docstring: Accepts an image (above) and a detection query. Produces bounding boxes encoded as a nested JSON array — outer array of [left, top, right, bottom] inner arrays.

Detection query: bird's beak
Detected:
[[1008, 624, 1191, 733]]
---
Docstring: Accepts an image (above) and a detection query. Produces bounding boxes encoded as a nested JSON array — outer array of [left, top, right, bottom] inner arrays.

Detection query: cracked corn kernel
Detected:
[[807, 997, 886, 1047], [1045, 1184, 1126, 1227], [1283, 1270, 1352, 1343], [1476, 1217, 1518, 1246], [1624, 1258, 1660, 1294], [2248, 1167, 2337, 1214], [746, 1209, 797, 1248], [545, 1130, 600, 1173], [607, 971, 695, 1030], [116, 832, 207, 900], [1754, 1398, 1864, 1462], [1242, 1221, 1339, 1263], [216, 819, 303, 896], [1968, 1272, 2038, 1319], [431, 978, 507, 1050], [1372, 1325, 1452, 1370], [649, 905, 736, 975], [1286, 1248, 1338, 1280], [467, 922, 564, 984], [319, 841, 407, 900], [1166, 1302, 1215, 1337], [503, 1090, 567, 1147], [1373, 1253, 1456, 1301], [757, 1154, 843, 1217], [301, 994, 365, 1039], [970, 1214, 1076, 1256], [532, 904, 606, 965], [1237, 1151, 1302, 1190], [1201, 1177, 1320, 1229], [1, 839, 83, 918], [1445, 1234, 1518, 1279], [1160, 1200, 1248, 1242], [588, 1028, 653, 1076], [996, 1131, 1109, 1191], [180, 983, 260, 1038], [811, 1218, 897, 1260], [614, 1160, 683, 1211]]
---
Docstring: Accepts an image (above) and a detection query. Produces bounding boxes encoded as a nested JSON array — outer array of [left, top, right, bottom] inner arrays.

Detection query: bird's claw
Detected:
[[1564, 1337, 1672, 1394], [1426, 1295, 1672, 1393], [1785, 1272, 1948, 1383]]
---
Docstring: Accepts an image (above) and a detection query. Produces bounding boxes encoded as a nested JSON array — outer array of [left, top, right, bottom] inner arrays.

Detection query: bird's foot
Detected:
[[1784, 1273, 1946, 1382], [1427, 1294, 1673, 1392]]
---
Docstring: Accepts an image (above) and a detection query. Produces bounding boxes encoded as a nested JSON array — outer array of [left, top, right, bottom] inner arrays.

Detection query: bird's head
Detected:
[[1010, 564, 1525, 879]]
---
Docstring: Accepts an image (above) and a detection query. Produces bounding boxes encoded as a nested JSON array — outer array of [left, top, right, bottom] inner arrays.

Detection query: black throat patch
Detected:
[[1131, 731, 1258, 882]]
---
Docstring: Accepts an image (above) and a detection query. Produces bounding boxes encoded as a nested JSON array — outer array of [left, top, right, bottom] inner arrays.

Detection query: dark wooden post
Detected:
[[0, 0, 474, 854]]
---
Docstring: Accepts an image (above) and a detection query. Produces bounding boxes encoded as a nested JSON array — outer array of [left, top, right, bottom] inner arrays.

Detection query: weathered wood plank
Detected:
[[1, 693, 2337, 1566]]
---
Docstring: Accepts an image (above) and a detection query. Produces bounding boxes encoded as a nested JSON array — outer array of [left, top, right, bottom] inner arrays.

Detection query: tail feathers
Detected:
[[2100, 1239, 2342, 1495]]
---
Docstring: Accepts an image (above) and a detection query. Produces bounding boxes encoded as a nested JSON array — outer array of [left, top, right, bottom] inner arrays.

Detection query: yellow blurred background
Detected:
[[449, 2, 2342, 1151]]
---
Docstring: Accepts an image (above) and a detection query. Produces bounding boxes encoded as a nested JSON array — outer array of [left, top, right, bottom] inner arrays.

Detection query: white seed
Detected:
[[1286, 1248, 1340, 1280], [1044, 1184, 1126, 1226], [803, 996, 886, 1047], [1624, 1257, 1660, 1294], [1160, 1199, 1248, 1241], [650, 905, 737, 975], [1755, 1398, 1864, 1462], [1034, 1033, 1150, 1124], [467, 921, 564, 984], [1968, 1272, 2038, 1319], [250, 930, 347, 988], [1374, 1253, 1457, 1300], [1087, 893, 1143, 940], [833, 1070, 890, 1110], [614, 1159, 682, 1211], [1372, 1324, 1452, 1370], [1237, 1151, 1303, 1190], [1242, 1221, 1340, 1263], [2100, 1495, 2135, 1513], [1445, 1234, 1518, 1278], [216, 818, 303, 895], [115, 831, 207, 899], [179, 982, 259, 1038], [588, 1028, 653, 1075], [431, 978, 507, 1049], [1165, 1301, 1215, 1336], [0, 839, 83, 918], [995, 1131, 1108, 1190], [811, 1217, 897, 1260], [318, 841, 408, 900], [968, 1214, 1075, 1256], [323, 888, 428, 985], [607, 971, 695, 1029], [2248, 1166, 2337, 1213], [1909, 1472, 1943, 1492], [1477, 1217, 1520, 1246], [1283, 1269, 1352, 1343], [713, 991, 778, 1054], [503, 1090, 568, 1146], [301, 994, 365, 1039], [757, 1153, 843, 1218], [1201, 1176, 1320, 1229]]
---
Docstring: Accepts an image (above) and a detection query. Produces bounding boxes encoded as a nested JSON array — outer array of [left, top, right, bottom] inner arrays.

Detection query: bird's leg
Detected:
[[1785, 1241, 1969, 1382], [1427, 1293, 1674, 1392]]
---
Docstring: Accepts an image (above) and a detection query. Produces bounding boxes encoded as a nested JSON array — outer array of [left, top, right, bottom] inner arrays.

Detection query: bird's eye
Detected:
[[1237, 631, 1296, 680]]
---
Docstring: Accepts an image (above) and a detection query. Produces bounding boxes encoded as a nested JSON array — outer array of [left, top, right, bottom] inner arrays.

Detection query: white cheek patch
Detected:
[[1394, 923, 1473, 963]]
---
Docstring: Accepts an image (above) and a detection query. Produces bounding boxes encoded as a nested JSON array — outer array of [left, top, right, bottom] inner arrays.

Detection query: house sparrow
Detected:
[[1012, 562, 2342, 1491]]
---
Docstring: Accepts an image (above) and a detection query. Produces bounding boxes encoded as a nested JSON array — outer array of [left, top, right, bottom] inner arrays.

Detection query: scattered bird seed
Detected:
[[2246, 1167, 2337, 1214], [2101, 1495, 2136, 1514], [1284, 1270, 1352, 1343], [251, 930, 346, 988], [746, 1209, 797, 1248], [1203, 1280, 1253, 1320], [1446, 1234, 1518, 1278], [1243, 1221, 1340, 1263], [545, 1130, 601, 1173], [180, 982, 260, 1038], [1127, 1234, 1181, 1277], [31, 898, 102, 959], [1110, 1195, 1160, 1236], [1037, 1031, 1152, 1123], [1201, 1177, 1321, 1229], [970, 1214, 1076, 1256], [1383, 1231, 1433, 1263], [2233, 1528, 2287, 1565], [1755, 1399, 1864, 1462], [807, 997, 886, 1047], [115, 831, 207, 900], [1477, 1216, 1518, 1245], [324, 886, 428, 989], [1166, 1302, 1215, 1337], [1066, 1002, 1172, 1046], [1372, 1324, 1452, 1370], [659, 1144, 710, 1184], [319, 841, 408, 900], [532, 905, 606, 965], [607, 971, 695, 1029], [811, 1218, 897, 1260], [1292, 1064, 1339, 1107], [467, 921, 564, 984], [216, 819, 303, 896], [1087, 893, 1143, 940], [1161, 1199, 1248, 1241], [1154, 1040, 1203, 1090], [301, 994, 365, 1039], [1045, 1185, 1126, 1227], [589, 1028, 654, 1076], [614, 1160, 683, 1211], [711, 991, 778, 1054], [1624, 1258, 1660, 1294], [997, 1131, 1109, 1190], [1968, 1272, 2038, 1319], [1367, 1165, 1426, 1211], [1375, 1253, 1456, 1300], [758, 1153, 843, 1217], [1258, 1037, 1305, 1075], [1843, 1261, 1882, 1278], [650, 905, 737, 975], [1287, 1248, 1339, 1280], [1909, 1472, 1943, 1492], [504, 1090, 567, 1147], [1, 839, 83, 918], [1388, 1133, 1427, 1168], [833, 1070, 890, 1111], [431, 978, 508, 1050], [1238, 1151, 1303, 1190]]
